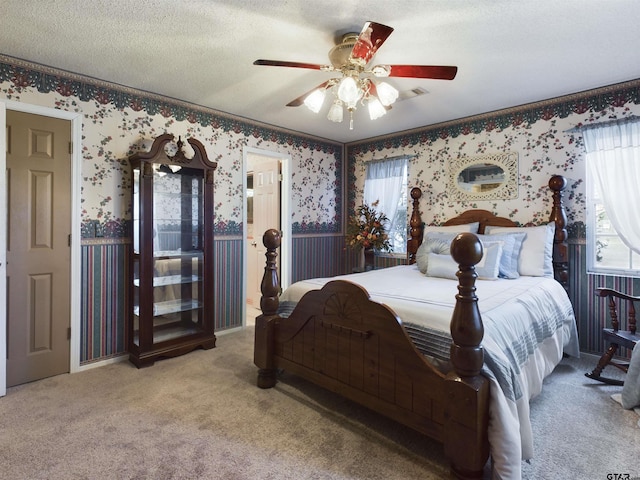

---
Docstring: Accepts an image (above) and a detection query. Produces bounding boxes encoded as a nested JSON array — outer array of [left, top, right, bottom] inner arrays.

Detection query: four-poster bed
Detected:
[[253, 175, 577, 479]]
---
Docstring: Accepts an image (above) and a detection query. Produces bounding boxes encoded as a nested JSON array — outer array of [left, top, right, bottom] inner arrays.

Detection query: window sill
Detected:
[[376, 252, 406, 259]]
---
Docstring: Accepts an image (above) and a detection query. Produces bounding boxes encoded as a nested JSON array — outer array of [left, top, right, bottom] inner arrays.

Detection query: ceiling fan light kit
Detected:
[[337, 75, 362, 109], [367, 97, 387, 121], [254, 21, 458, 131], [303, 88, 326, 113], [327, 99, 344, 123], [376, 81, 399, 106]]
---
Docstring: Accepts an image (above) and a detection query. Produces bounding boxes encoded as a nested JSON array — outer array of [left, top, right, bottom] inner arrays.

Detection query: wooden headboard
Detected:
[[406, 175, 569, 289], [443, 210, 517, 233]]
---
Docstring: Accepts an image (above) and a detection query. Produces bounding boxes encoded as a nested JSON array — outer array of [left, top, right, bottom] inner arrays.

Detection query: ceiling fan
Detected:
[[254, 21, 458, 130]]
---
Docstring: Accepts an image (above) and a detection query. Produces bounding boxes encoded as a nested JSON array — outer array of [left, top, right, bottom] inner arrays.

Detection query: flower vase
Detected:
[[363, 248, 375, 271]]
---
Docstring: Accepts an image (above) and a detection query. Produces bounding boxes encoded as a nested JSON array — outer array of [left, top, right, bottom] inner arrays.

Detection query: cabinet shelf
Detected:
[[133, 274, 202, 288], [153, 190, 199, 197], [152, 250, 203, 258], [127, 133, 217, 368], [133, 298, 202, 317]]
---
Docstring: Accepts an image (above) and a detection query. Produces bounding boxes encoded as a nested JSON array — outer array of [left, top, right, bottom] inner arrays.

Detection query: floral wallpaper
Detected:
[[0, 55, 343, 237], [347, 80, 640, 236]]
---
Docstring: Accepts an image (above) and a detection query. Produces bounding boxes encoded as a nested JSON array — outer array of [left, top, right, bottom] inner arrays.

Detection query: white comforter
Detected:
[[279, 264, 580, 480]]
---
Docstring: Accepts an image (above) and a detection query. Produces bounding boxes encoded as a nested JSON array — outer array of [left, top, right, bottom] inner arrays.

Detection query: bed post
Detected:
[[444, 233, 490, 479], [407, 187, 423, 264], [549, 175, 569, 290], [254, 229, 281, 389]]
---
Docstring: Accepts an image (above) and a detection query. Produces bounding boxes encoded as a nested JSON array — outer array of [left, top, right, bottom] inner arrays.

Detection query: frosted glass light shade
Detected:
[[327, 101, 343, 123], [337, 77, 363, 109], [368, 97, 387, 120], [304, 88, 326, 113], [376, 82, 399, 106]]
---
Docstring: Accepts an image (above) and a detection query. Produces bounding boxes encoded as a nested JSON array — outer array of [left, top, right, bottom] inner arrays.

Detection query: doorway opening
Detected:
[[243, 148, 291, 327]]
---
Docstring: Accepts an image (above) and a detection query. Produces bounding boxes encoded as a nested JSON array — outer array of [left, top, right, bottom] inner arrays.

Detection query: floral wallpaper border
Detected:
[[0, 54, 343, 237], [0, 55, 340, 154], [346, 77, 640, 240], [347, 78, 640, 154]]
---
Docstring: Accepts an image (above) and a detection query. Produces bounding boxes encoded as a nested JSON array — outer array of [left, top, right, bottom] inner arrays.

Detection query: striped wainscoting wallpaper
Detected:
[[289, 237, 414, 281], [568, 241, 589, 352], [79, 238, 630, 365], [80, 235, 348, 364], [214, 238, 244, 330], [375, 254, 407, 269], [80, 242, 128, 364], [572, 240, 640, 358], [80, 238, 246, 365], [291, 235, 349, 282]]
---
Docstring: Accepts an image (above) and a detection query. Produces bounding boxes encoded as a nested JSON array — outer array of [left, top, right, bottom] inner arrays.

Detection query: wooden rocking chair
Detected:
[[586, 287, 640, 385]]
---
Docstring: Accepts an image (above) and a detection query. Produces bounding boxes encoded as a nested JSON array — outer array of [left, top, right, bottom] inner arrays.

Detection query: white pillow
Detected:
[[475, 241, 504, 280], [485, 223, 555, 277], [425, 252, 458, 280], [476, 232, 526, 279], [416, 232, 458, 274], [422, 222, 479, 241], [425, 241, 503, 280]]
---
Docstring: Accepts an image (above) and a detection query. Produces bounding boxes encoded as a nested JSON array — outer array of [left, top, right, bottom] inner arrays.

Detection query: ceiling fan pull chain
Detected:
[[349, 110, 354, 130]]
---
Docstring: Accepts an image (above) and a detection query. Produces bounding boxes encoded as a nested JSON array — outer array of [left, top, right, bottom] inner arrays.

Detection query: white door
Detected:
[[247, 155, 280, 306]]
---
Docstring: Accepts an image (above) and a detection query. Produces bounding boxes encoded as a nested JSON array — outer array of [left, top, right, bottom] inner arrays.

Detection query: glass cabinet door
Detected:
[[131, 163, 206, 347]]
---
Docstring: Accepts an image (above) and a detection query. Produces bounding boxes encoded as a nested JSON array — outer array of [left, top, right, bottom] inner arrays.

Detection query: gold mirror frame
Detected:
[[449, 151, 518, 201]]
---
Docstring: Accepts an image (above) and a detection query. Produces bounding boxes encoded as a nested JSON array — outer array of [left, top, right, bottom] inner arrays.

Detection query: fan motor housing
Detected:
[[328, 33, 359, 68]]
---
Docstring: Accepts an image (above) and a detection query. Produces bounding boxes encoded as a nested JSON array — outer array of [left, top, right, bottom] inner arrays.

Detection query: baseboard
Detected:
[[75, 326, 248, 373], [579, 351, 600, 362], [77, 353, 129, 372]]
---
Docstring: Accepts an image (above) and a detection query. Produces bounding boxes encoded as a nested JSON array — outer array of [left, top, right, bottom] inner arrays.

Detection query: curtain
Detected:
[[364, 157, 407, 250], [583, 117, 640, 254]]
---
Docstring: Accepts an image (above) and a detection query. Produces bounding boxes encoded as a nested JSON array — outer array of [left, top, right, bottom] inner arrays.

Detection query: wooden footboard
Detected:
[[254, 229, 490, 479]]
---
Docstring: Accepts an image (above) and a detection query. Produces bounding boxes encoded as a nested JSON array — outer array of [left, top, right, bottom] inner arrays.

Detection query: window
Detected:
[[585, 117, 640, 275], [363, 156, 409, 254]]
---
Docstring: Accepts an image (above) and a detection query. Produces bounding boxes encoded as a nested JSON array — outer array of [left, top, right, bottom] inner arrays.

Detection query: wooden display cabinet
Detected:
[[128, 133, 217, 367]]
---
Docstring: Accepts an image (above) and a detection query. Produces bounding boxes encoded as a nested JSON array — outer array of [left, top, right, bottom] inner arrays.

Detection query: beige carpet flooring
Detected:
[[1, 319, 639, 480]]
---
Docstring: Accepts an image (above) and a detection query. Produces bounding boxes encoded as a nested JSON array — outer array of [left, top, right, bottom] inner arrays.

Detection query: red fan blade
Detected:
[[349, 21, 394, 66], [286, 81, 330, 107], [387, 65, 458, 80], [253, 59, 325, 71]]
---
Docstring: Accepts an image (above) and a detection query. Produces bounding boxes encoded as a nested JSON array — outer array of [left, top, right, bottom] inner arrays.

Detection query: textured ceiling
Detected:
[[2, 0, 640, 143]]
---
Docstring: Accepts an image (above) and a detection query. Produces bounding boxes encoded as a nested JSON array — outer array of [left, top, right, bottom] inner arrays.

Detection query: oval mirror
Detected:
[[457, 162, 505, 193], [448, 152, 518, 201]]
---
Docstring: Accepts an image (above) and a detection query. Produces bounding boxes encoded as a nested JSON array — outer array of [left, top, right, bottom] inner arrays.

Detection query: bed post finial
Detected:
[[444, 232, 490, 478], [260, 229, 281, 315], [549, 175, 568, 290], [407, 187, 423, 265]]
